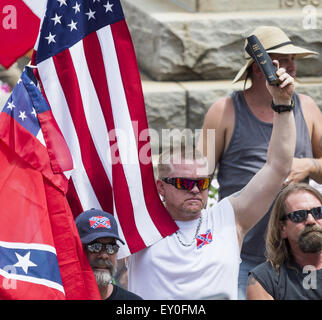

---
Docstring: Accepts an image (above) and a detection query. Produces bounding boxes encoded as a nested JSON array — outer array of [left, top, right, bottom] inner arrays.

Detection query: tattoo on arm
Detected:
[[247, 275, 257, 286]]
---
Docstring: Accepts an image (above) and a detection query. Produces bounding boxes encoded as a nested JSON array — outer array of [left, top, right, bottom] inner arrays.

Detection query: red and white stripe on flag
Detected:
[[33, 1, 178, 257]]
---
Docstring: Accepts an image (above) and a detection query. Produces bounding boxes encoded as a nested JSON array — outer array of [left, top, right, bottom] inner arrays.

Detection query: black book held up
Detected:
[[246, 35, 281, 86]]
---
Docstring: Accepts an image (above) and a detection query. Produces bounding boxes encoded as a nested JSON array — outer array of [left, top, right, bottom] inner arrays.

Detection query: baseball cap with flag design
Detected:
[[75, 208, 125, 245]]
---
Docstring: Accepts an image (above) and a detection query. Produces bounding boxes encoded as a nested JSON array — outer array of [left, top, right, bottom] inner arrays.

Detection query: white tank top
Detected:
[[128, 198, 241, 300]]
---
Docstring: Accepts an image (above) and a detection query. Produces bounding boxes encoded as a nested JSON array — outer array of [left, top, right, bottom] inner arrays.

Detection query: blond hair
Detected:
[[157, 145, 207, 179]]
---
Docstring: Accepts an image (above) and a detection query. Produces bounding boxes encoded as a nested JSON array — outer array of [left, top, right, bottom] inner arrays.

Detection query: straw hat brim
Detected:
[[232, 44, 318, 83]]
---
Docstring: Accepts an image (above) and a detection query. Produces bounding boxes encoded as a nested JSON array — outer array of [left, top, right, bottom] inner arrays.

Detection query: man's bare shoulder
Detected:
[[298, 93, 321, 132], [204, 96, 235, 126], [208, 96, 234, 113], [298, 93, 320, 113]]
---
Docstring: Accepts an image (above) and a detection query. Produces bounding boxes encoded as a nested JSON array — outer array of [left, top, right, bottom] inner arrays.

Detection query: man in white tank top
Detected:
[[128, 64, 296, 299]]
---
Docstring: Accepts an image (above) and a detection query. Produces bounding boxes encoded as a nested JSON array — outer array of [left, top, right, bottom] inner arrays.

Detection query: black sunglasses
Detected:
[[280, 206, 322, 223], [161, 177, 211, 191], [86, 242, 119, 255]]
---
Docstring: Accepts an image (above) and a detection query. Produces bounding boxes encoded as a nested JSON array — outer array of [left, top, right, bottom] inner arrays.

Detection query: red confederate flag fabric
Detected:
[[32, 0, 178, 257], [0, 0, 42, 68], [0, 67, 100, 299]]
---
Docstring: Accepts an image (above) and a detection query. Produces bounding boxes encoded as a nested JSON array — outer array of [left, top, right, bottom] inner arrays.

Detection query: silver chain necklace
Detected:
[[175, 216, 203, 247]]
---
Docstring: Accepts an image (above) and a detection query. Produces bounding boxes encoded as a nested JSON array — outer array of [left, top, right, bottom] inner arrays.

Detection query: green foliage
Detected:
[[208, 184, 218, 207]]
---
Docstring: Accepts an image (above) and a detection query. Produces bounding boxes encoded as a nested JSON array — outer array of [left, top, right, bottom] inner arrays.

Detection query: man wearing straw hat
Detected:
[[200, 26, 322, 299]]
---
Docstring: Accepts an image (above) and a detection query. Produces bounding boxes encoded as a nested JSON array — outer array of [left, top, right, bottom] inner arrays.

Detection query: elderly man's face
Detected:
[[85, 237, 118, 287]]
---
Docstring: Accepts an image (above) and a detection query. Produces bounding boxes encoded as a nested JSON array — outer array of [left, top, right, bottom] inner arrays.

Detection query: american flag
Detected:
[[32, 0, 178, 256]]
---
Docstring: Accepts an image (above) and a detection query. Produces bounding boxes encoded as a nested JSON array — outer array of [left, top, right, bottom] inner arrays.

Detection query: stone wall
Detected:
[[122, 0, 322, 154], [142, 78, 322, 137], [168, 0, 322, 12], [123, 0, 322, 81]]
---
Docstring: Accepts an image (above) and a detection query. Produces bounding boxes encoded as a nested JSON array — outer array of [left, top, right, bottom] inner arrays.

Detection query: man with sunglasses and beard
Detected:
[[247, 183, 322, 300], [76, 209, 143, 300], [127, 63, 297, 300]]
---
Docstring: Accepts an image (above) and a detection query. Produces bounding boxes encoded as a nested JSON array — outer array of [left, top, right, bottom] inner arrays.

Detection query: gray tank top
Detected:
[[217, 91, 313, 263], [250, 260, 322, 300]]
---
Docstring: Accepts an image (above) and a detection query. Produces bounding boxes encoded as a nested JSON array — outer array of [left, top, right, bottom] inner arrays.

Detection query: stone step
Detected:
[[141, 75, 322, 153], [167, 0, 322, 12], [122, 0, 322, 81]]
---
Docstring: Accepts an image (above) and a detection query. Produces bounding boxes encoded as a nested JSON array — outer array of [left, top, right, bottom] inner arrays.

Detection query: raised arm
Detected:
[[229, 62, 296, 244]]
